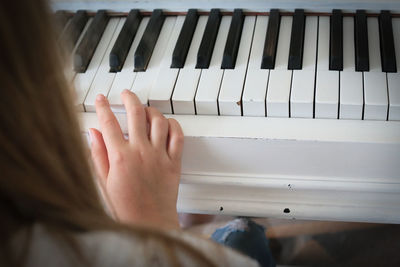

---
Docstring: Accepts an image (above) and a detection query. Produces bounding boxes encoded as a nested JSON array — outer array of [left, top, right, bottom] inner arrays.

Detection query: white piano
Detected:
[[53, 0, 400, 224]]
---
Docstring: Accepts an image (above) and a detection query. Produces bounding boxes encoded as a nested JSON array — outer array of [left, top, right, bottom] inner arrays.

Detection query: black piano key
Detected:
[[379, 11, 397, 72], [134, 9, 165, 72], [288, 9, 305, 70], [55, 10, 69, 29], [74, 10, 109, 73], [171, 9, 199, 68], [196, 9, 222, 69], [221, 9, 244, 69], [261, 9, 281, 69], [329, 9, 343, 71], [354, 10, 369, 71], [54, 10, 69, 38], [61, 10, 88, 51], [110, 9, 142, 72]]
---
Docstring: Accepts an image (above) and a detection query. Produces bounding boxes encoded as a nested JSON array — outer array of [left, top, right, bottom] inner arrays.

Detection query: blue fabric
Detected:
[[211, 218, 275, 267]]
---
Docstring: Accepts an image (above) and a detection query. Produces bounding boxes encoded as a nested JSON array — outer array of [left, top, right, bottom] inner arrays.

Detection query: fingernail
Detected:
[[96, 94, 106, 102], [122, 89, 130, 95]]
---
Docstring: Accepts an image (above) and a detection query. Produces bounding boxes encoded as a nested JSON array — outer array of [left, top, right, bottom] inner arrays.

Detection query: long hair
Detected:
[[0, 1, 217, 266]]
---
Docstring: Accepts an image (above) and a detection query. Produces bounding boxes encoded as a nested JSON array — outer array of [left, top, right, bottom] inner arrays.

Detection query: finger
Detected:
[[146, 107, 169, 150], [89, 128, 109, 184], [167, 118, 184, 161], [95, 94, 125, 151], [121, 90, 148, 144]]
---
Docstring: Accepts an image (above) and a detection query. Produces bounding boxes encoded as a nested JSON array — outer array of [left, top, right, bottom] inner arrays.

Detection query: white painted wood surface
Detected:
[[81, 112, 400, 223]]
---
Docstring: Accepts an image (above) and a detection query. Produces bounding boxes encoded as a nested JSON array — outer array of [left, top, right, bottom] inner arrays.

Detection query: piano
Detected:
[[52, 0, 400, 224]]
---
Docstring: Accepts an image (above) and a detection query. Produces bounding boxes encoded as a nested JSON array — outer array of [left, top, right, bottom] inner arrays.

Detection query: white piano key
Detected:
[[387, 74, 400, 120], [315, 16, 339, 119], [340, 72, 363, 119], [387, 18, 400, 121], [171, 16, 207, 114], [65, 18, 93, 84], [108, 17, 149, 112], [131, 17, 176, 105], [84, 18, 124, 112], [364, 73, 388, 120], [266, 16, 292, 117], [290, 16, 318, 118], [219, 16, 255, 116], [242, 16, 269, 117], [148, 16, 185, 113], [363, 17, 388, 120], [194, 16, 231, 115], [74, 18, 120, 111], [340, 17, 363, 120]]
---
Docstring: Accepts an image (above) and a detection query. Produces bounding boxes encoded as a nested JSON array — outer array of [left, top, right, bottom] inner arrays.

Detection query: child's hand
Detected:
[[89, 90, 184, 229]]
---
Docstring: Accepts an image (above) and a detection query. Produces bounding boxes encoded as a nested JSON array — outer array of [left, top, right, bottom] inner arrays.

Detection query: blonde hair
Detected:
[[0, 1, 217, 266]]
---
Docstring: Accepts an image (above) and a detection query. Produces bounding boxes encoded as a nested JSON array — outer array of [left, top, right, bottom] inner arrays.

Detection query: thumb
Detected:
[[89, 128, 109, 185]]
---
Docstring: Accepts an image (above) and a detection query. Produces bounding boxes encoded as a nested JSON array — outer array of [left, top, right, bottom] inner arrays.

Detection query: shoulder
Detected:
[[20, 224, 258, 267], [167, 229, 260, 266]]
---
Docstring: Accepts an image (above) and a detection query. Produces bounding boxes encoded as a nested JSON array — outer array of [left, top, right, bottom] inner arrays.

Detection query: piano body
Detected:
[[53, 0, 400, 223]]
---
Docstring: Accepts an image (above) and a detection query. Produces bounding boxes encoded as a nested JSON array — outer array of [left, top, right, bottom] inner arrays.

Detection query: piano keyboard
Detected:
[[55, 5, 400, 224], [57, 9, 400, 120]]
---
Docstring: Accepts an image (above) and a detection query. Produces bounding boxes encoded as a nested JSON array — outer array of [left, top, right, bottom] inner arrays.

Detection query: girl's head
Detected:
[[0, 2, 117, 264]]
